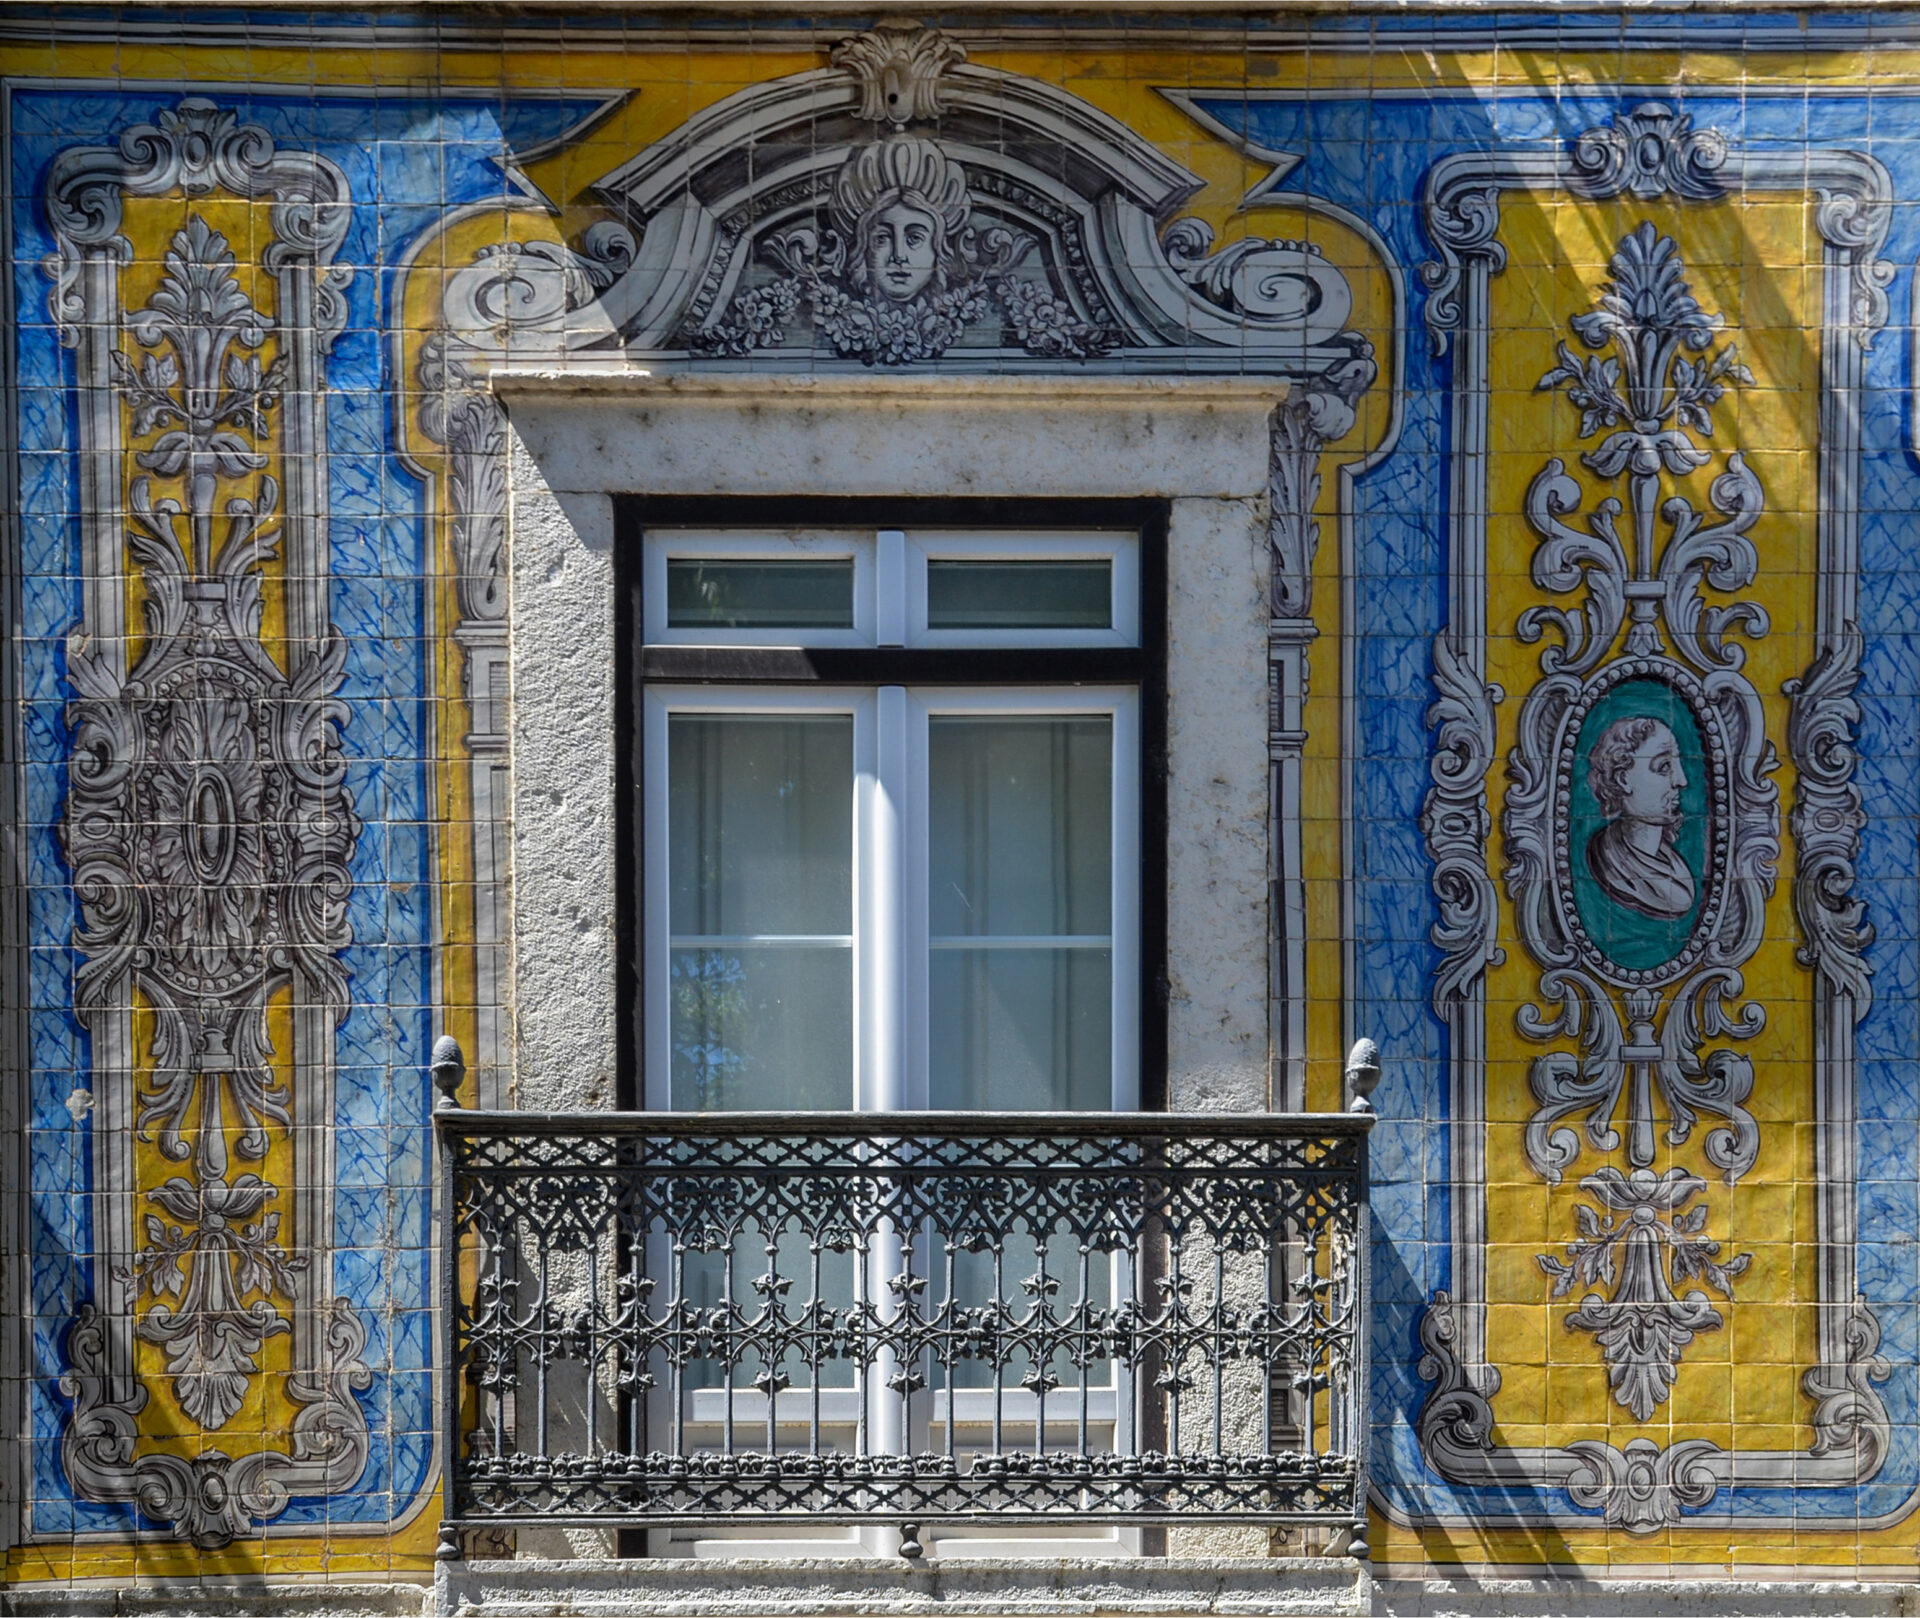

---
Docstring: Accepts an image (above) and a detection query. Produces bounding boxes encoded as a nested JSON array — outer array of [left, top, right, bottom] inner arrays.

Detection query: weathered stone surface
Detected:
[[503, 378, 1282, 1109], [437, 1557, 1369, 1618], [1164, 495, 1271, 1116]]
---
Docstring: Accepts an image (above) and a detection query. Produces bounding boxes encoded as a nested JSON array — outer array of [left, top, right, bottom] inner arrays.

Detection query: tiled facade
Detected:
[[6, 3, 1920, 1604]]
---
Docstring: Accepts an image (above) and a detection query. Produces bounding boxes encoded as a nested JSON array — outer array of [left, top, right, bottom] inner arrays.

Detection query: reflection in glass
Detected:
[[929, 717, 1112, 1110], [926, 560, 1111, 630], [668, 715, 853, 1109], [666, 559, 855, 629]]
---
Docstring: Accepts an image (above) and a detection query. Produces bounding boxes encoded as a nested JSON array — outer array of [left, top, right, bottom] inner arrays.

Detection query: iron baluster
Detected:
[[435, 1110, 1372, 1542]]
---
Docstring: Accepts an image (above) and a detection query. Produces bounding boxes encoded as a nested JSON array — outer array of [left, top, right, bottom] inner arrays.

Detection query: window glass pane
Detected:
[[666, 559, 855, 629], [668, 715, 853, 1110], [928, 717, 1113, 1110], [925, 561, 1111, 630]]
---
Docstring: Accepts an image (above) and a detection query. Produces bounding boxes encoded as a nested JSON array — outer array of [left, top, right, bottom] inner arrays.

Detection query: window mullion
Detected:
[[903, 691, 932, 1113], [642, 690, 671, 1110], [876, 530, 907, 648], [861, 686, 909, 1115], [1110, 691, 1142, 1110]]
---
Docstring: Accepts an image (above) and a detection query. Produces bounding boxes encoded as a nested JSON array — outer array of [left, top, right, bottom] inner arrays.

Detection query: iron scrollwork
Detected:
[[439, 1114, 1371, 1535]]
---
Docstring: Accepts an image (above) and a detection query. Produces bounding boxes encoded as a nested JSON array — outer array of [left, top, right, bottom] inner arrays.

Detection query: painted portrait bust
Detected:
[[1584, 715, 1696, 921]]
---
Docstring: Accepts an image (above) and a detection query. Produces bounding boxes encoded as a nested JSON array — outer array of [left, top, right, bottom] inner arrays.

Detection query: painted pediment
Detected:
[[439, 23, 1372, 388]]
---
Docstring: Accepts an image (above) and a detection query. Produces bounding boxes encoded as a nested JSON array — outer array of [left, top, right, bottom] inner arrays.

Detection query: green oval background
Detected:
[[1567, 676, 1710, 971]]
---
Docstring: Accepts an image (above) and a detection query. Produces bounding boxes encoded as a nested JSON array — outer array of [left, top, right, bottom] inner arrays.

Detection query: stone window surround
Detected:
[[483, 368, 1323, 1583], [498, 370, 1283, 1130]]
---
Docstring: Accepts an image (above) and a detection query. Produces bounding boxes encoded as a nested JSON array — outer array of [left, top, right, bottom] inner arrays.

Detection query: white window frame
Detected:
[[906, 530, 1139, 649], [904, 686, 1140, 1112], [641, 528, 876, 647], [640, 527, 1140, 651], [641, 683, 1140, 1115], [641, 685, 880, 1111]]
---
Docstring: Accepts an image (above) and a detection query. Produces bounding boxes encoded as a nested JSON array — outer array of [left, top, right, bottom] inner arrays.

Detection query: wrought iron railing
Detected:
[[434, 1094, 1371, 1556]]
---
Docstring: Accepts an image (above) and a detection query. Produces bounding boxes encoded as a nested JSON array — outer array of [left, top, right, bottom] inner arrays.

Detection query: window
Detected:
[[617, 499, 1167, 1116]]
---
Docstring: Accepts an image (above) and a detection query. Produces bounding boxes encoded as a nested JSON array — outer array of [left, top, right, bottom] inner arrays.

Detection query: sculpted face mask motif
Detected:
[[864, 201, 940, 302]]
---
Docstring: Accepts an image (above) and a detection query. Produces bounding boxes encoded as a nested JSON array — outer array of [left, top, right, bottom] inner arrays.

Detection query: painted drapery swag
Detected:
[[45, 98, 369, 1549], [1416, 103, 1891, 1535]]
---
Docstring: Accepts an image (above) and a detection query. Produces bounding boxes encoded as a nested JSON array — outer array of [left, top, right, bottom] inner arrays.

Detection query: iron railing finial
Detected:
[[431, 1035, 467, 1110], [1344, 1039, 1381, 1115]]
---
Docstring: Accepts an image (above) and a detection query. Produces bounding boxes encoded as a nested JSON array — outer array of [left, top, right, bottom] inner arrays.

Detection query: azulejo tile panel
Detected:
[[5, 2, 1920, 1583], [5, 80, 609, 1565]]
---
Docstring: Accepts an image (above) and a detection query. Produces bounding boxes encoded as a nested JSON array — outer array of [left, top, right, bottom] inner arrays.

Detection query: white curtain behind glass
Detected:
[[668, 715, 854, 1110], [928, 717, 1113, 1111]]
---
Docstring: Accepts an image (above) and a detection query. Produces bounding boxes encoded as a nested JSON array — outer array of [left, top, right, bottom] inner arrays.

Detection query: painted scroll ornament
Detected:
[[1503, 221, 1778, 1417], [1505, 221, 1778, 1193], [1413, 98, 1892, 1533], [45, 97, 371, 1548], [438, 21, 1372, 386], [62, 210, 367, 1502]]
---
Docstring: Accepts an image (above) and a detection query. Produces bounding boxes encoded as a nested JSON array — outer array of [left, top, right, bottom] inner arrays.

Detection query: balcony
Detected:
[[432, 1102, 1372, 1565]]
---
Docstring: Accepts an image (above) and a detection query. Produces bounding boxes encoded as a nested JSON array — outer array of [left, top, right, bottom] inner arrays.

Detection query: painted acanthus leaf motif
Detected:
[[1804, 1296, 1893, 1474], [44, 97, 354, 351], [1267, 388, 1358, 620], [1785, 629, 1875, 1010], [1564, 1436, 1723, 1534], [1414, 1291, 1499, 1466], [1414, 98, 1892, 1530], [1505, 222, 1778, 1188], [113, 217, 284, 480], [419, 337, 509, 624], [123, 1175, 308, 1429], [1540, 1167, 1750, 1422], [64, 215, 361, 1435], [1565, 104, 1731, 204], [832, 21, 966, 128], [1424, 634, 1505, 1012], [1541, 222, 1750, 474], [1535, 223, 1757, 639], [44, 93, 372, 1552]]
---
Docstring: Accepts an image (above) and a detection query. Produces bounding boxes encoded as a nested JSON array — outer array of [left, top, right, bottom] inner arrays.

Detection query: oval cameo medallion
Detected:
[[1566, 676, 1713, 976]]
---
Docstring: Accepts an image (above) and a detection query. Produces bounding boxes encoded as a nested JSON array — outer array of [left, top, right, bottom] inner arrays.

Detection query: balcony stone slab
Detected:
[[436, 1556, 1371, 1618]]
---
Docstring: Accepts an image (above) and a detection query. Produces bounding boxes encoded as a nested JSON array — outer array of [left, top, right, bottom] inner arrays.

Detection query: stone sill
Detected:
[[438, 1557, 1369, 1618], [0, 1583, 431, 1618], [1376, 1577, 1920, 1617], [8, 1568, 1920, 1618], [486, 370, 1292, 406]]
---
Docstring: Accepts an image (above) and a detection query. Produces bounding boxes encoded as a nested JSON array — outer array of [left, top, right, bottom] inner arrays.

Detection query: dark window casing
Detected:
[[614, 495, 1169, 1113]]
